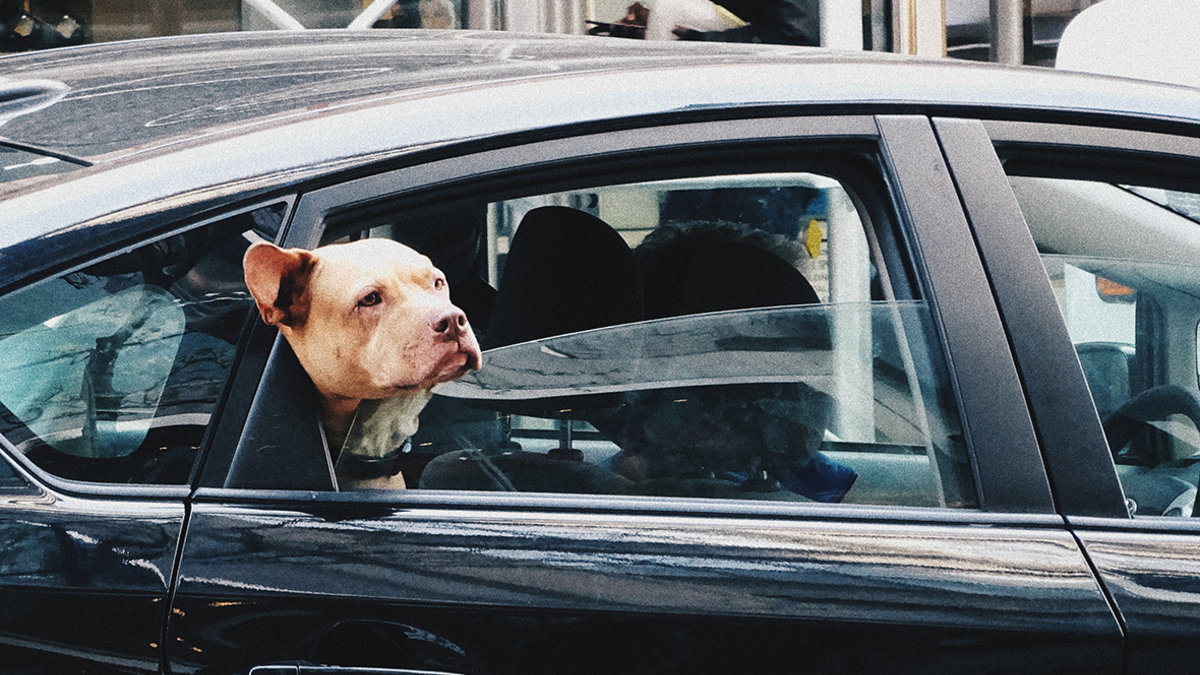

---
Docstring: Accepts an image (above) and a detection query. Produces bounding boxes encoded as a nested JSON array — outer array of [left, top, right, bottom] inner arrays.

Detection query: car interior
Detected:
[[0, 204, 283, 484], [1009, 171, 1200, 517]]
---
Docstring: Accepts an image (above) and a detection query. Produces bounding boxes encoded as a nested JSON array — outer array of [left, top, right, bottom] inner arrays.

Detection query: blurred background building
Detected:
[[0, 0, 1134, 69]]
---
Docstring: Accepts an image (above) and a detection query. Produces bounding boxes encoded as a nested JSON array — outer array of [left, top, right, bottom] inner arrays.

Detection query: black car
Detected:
[[2, 30, 1200, 675]]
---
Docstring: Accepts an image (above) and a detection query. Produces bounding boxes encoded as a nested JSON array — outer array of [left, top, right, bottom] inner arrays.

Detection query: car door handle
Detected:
[[251, 666, 466, 675]]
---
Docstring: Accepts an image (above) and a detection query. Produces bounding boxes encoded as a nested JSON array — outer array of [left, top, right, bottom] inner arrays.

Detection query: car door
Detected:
[[939, 116, 1200, 675], [0, 200, 287, 674], [169, 114, 1121, 675]]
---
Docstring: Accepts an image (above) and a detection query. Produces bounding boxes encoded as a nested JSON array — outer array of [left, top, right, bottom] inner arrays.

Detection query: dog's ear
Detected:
[[243, 242, 316, 328]]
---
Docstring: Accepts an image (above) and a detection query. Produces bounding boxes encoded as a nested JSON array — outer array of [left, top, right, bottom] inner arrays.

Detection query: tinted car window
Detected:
[[1005, 169, 1200, 517], [0, 204, 283, 484], [320, 171, 976, 508]]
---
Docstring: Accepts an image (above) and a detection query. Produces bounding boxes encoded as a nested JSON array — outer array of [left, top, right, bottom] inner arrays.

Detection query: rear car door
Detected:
[[169, 114, 1122, 675], [939, 116, 1200, 674], [0, 201, 287, 674]]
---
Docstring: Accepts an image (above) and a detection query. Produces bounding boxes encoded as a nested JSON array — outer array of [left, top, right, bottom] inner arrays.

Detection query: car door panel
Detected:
[[171, 496, 1120, 674], [0, 470, 183, 674], [1069, 520, 1200, 674]]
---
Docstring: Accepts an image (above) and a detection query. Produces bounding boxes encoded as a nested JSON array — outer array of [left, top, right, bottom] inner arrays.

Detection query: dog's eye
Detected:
[[358, 291, 383, 307], [433, 277, 446, 291]]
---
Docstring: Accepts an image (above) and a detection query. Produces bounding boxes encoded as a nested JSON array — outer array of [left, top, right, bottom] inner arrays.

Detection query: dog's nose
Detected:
[[432, 308, 469, 338]]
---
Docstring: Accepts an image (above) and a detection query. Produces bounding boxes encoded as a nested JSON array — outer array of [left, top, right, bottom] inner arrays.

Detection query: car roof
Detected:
[[2, 29, 1199, 242]]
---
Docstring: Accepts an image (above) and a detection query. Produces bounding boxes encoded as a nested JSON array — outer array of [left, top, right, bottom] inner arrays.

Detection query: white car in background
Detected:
[[1056, 0, 1200, 88]]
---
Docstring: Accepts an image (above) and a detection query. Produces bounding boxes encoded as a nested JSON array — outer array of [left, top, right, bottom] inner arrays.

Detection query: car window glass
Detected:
[[0, 204, 284, 485], [282, 170, 975, 508], [1006, 173, 1200, 517]]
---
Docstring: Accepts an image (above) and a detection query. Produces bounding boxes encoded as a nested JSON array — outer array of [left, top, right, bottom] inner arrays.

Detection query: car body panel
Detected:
[[0, 462, 182, 674], [171, 496, 1121, 674], [1070, 518, 1200, 674]]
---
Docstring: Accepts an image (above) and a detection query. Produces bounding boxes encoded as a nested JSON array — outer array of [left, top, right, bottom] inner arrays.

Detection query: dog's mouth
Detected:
[[448, 329, 483, 375], [394, 342, 481, 391], [437, 347, 480, 379], [458, 339, 484, 372], [460, 348, 483, 374]]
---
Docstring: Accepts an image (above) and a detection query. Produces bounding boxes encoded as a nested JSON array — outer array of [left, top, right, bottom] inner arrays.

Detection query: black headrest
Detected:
[[676, 239, 820, 315], [639, 236, 820, 320], [483, 206, 643, 349]]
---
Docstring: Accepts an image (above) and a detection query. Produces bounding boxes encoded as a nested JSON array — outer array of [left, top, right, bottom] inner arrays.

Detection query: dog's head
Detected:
[[244, 239, 482, 402]]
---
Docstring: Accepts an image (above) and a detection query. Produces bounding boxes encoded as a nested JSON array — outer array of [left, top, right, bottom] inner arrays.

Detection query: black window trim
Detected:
[[877, 115, 1055, 514], [934, 116, 1129, 519]]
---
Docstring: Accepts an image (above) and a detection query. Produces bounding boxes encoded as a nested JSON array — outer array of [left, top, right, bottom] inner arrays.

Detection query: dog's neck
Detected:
[[314, 393, 362, 452], [329, 390, 435, 461]]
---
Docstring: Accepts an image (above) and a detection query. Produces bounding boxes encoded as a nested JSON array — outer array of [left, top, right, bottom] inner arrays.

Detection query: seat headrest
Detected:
[[483, 206, 643, 349], [638, 234, 820, 320], [676, 239, 820, 315]]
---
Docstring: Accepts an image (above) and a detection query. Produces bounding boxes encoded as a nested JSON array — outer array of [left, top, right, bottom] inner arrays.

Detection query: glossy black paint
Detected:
[[171, 495, 1120, 674], [0, 482, 182, 674], [170, 598, 1120, 675], [1067, 517, 1200, 675]]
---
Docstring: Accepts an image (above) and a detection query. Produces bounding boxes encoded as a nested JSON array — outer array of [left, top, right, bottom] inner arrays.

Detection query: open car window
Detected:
[[244, 167, 976, 509]]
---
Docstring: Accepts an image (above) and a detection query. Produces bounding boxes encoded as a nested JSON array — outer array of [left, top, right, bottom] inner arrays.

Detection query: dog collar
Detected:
[[336, 436, 413, 480]]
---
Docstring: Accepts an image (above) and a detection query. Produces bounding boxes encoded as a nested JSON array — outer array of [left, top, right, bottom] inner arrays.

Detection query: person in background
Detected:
[[372, 0, 458, 29], [646, 0, 819, 46]]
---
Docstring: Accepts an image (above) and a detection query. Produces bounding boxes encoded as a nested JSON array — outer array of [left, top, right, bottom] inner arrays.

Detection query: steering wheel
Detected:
[[1103, 385, 1200, 460], [1103, 385, 1200, 517]]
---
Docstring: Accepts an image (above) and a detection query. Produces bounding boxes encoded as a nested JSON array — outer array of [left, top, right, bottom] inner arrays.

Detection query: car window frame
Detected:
[[206, 113, 1056, 517], [960, 117, 1200, 520], [937, 117, 1130, 519]]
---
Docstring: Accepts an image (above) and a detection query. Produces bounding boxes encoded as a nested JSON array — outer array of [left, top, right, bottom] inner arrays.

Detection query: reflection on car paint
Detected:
[[178, 505, 1118, 635]]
